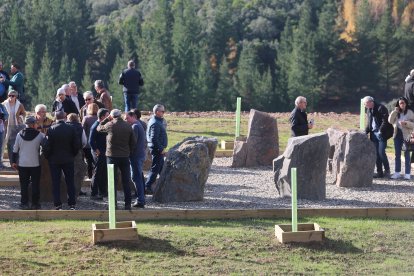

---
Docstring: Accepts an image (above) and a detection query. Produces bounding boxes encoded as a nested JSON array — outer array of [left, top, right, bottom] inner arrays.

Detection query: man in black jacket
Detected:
[[118, 60, 144, 112], [289, 96, 314, 137], [46, 111, 81, 210], [363, 96, 393, 178]]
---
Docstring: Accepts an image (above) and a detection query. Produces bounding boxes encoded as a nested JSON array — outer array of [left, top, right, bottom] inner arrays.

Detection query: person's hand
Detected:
[[95, 149, 100, 156], [395, 107, 401, 113], [161, 149, 166, 155], [401, 121, 407, 126], [0, 77, 4, 83], [308, 123, 313, 129], [11, 163, 18, 170]]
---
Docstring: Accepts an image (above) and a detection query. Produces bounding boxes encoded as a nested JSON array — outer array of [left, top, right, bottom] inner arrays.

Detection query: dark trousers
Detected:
[[83, 148, 95, 179], [130, 155, 145, 204], [18, 166, 41, 205], [107, 156, 131, 207], [49, 162, 76, 207], [370, 131, 390, 174], [91, 151, 108, 197], [394, 129, 411, 174], [145, 149, 164, 190]]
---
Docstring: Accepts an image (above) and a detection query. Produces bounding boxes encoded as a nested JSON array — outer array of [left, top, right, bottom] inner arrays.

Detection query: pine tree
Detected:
[[36, 47, 56, 107], [108, 54, 125, 111], [235, 43, 258, 110], [59, 54, 71, 84], [70, 59, 78, 83], [24, 43, 37, 110], [81, 62, 93, 92], [8, 3, 26, 66], [195, 49, 218, 111], [276, 18, 293, 105], [216, 56, 237, 111]]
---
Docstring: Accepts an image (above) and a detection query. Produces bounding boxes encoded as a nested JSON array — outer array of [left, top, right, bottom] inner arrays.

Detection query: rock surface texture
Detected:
[[232, 109, 278, 167], [332, 130, 376, 187], [153, 136, 218, 203], [273, 133, 329, 200]]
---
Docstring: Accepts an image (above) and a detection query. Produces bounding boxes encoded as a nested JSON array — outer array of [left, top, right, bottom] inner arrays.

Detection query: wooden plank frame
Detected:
[[275, 223, 325, 243], [0, 208, 413, 221], [220, 140, 235, 150], [92, 221, 138, 244]]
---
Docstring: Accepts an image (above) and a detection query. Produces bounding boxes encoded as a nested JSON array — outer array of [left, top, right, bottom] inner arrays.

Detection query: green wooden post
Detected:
[[360, 99, 365, 130], [235, 97, 241, 138], [107, 164, 116, 229], [291, 168, 298, 232]]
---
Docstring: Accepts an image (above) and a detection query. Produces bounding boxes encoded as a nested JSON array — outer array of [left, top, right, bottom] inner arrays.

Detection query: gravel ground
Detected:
[[0, 157, 413, 210]]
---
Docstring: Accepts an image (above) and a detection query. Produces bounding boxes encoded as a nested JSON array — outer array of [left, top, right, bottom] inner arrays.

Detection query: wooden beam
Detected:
[[0, 208, 412, 221]]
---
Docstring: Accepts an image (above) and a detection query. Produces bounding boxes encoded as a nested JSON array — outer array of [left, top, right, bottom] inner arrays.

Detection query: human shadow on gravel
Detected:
[[97, 235, 186, 255], [369, 183, 414, 193], [206, 184, 254, 192]]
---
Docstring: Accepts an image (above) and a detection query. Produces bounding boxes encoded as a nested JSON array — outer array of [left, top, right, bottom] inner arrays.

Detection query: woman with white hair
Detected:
[[2, 90, 26, 165], [35, 104, 53, 134], [52, 88, 78, 115]]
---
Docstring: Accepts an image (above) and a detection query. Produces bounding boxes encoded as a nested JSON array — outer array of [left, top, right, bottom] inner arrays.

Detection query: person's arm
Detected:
[[4, 73, 23, 88], [149, 123, 162, 151], [96, 117, 111, 132], [81, 129, 87, 148], [129, 127, 137, 155], [89, 125, 98, 151], [118, 72, 124, 85], [388, 110, 398, 125], [11, 135, 21, 169]]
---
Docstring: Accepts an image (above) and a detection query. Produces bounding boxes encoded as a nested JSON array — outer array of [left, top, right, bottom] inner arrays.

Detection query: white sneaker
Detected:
[[391, 172, 401, 179], [404, 174, 411, 180]]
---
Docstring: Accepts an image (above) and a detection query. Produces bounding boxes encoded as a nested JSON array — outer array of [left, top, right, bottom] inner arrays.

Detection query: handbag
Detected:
[[403, 132, 414, 151]]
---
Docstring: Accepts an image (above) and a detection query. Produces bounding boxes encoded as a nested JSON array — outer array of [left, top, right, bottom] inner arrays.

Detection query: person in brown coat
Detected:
[[97, 109, 136, 210], [94, 80, 112, 111]]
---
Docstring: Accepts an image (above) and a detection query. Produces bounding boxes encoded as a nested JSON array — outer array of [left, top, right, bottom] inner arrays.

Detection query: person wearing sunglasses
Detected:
[[2, 90, 26, 167]]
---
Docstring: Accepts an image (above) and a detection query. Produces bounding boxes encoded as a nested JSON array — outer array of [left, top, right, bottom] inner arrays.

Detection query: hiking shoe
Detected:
[[79, 191, 87, 196], [373, 173, 384, 178], [69, 205, 76, 210], [391, 172, 401, 179], [132, 201, 145, 208], [404, 174, 411, 180], [19, 203, 30, 210], [55, 205, 63, 210], [145, 187, 153, 195], [384, 171, 391, 178], [124, 204, 132, 211], [31, 204, 41, 210]]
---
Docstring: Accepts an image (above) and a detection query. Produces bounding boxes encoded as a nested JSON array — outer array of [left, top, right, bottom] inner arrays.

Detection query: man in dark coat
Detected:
[[46, 111, 81, 210], [364, 96, 393, 178], [118, 60, 144, 112], [289, 96, 314, 137], [0, 61, 10, 102]]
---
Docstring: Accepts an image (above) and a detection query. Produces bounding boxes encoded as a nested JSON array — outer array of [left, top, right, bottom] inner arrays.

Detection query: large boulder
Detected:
[[334, 130, 376, 187], [232, 109, 278, 167], [153, 136, 218, 203], [273, 133, 329, 200], [326, 128, 346, 173]]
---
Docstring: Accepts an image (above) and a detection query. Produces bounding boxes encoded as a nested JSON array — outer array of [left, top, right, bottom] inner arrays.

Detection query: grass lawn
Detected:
[[161, 112, 397, 154], [0, 217, 413, 274]]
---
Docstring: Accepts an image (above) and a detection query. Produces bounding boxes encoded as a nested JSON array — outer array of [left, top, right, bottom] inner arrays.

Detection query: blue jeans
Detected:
[[370, 131, 390, 174], [0, 131, 4, 165], [145, 149, 164, 190], [394, 129, 411, 174], [123, 93, 138, 112], [130, 155, 145, 204], [49, 162, 76, 207], [107, 156, 131, 207]]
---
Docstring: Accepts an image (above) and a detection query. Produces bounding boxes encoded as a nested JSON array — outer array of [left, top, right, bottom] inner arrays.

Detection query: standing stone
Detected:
[[335, 130, 376, 187], [153, 136, 217, 203], [232, 109, 278, 167], [273, 133, 329, 200], [326, 128, 346, 173]]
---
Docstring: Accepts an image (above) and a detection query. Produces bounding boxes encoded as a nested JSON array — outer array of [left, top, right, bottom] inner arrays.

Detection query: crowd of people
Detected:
[[290, 69, 414, 181], [0, 59, 168, 211]]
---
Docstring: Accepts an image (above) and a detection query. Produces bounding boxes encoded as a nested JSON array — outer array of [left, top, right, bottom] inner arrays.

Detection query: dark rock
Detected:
[[273, 133, 329, 200], [153, 136, 218, 203], [232, 109, 278, 167]]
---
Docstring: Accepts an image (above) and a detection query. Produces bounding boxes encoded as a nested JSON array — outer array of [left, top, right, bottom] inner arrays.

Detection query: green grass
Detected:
[[0, 217, 413, 274]]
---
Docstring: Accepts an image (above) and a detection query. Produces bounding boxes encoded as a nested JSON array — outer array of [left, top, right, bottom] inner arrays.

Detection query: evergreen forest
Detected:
[[0, 0, 413, 112]]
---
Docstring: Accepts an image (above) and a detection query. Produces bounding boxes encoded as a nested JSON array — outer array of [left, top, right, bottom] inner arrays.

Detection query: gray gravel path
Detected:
[[0, 157, 413, 210]]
